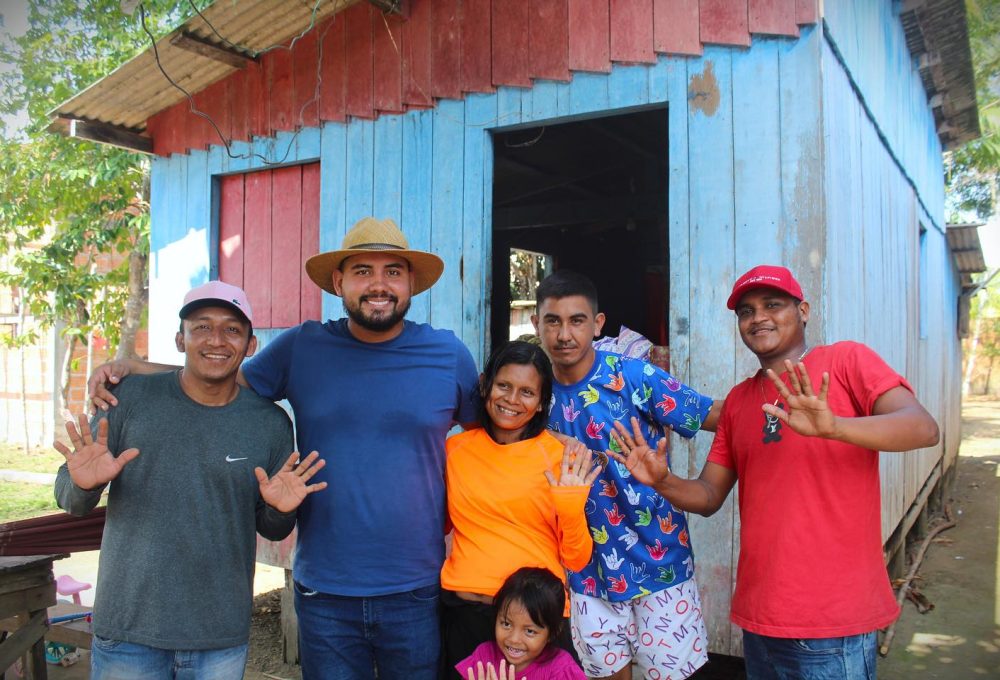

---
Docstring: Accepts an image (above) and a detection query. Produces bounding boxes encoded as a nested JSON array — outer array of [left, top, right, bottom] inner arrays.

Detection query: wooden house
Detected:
[[51, 0, 980, 656]]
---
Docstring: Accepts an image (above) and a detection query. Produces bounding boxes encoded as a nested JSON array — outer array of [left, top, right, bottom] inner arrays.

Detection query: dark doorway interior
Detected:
[[490, 107, 670, 355]]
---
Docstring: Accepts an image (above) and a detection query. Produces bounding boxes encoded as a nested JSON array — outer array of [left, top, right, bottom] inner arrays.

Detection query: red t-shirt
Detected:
[[707, 342, 911, 638]]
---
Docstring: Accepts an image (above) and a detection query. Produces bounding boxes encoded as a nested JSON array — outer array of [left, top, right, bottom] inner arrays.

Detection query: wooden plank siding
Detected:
[[144, 0, 956, 656], [146, 0, 815, 158]]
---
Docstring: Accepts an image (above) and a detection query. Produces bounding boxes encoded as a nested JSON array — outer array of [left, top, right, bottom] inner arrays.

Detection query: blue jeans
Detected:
[[294, 580, 441, 680], [90, 636, 248, 680], [742, 630, 877, 680]]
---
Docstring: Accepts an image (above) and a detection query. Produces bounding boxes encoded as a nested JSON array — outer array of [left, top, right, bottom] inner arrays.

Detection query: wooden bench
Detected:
[[0, 554, 65, 680]]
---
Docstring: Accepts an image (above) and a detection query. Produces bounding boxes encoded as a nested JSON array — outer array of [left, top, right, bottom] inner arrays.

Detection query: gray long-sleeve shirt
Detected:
[[55, 370, 295, 650]]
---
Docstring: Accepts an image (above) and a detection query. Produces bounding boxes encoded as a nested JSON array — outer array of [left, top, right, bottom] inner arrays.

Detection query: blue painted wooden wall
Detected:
[[146, 5, 960, 654]]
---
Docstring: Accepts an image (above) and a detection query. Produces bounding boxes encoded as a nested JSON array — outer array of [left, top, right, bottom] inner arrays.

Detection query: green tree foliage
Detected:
[[947, 0, 1000, 220], [0, 1, 199, 408]]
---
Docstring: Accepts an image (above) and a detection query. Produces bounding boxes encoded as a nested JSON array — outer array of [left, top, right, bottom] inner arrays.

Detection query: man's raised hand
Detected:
[[256, 451, 328, 513], [609, 416, 670, 488], [87, 359, 133, 412], [763, 361, 837, 439], [54, 414, 139, 491]]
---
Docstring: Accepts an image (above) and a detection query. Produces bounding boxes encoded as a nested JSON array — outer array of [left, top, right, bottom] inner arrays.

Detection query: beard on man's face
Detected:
[[343, 293, 411, 332]]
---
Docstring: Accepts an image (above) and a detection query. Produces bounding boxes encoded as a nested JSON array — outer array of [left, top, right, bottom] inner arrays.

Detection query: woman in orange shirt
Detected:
[[441, 341, 599, 677]]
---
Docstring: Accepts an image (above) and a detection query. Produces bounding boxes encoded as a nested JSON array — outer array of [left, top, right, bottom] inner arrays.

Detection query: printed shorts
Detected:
[[569, 579, 707, 679]]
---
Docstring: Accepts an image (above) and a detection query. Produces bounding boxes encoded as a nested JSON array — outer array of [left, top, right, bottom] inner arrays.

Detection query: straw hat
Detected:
[[305, 217, 445, 296]]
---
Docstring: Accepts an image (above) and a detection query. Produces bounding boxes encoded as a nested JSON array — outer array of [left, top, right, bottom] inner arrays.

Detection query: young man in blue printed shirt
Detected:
[[532, 270, 720, 680]]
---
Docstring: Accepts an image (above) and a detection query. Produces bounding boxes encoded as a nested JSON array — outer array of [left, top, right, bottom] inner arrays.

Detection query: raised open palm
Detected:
[[54, 414, 139, 491], [256, 451, 328, 513]]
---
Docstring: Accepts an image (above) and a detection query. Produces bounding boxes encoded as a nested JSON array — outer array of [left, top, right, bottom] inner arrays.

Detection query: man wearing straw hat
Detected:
[[88, 217, 480, 680]]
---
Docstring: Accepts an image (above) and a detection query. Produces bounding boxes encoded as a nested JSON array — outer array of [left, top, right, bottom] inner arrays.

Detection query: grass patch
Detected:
[[0, 480, 60, 522], [0, 441, 63, 474]]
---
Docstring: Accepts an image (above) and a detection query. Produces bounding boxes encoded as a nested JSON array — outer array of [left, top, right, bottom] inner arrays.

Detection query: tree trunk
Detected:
[[19, 303, 29, 455], [962, 295, 983, 396], [116, 247, 148, 360], [59, 333, 77, 421]]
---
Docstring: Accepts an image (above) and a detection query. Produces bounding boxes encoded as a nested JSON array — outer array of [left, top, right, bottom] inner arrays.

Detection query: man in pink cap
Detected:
[[55, 281, 326, 680], [608, 265, 940, 679]]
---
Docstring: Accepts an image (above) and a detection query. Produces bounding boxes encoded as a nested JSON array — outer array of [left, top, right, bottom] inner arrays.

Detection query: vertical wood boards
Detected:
[[373, 12, 404, 114], [402, 0, 433, 108], [293, 30, 320, 129], [219, 174, 245, 287], [401, 109, 434, 324], [271, 166, 304, 327], [568, 0, 611, 73], [684, 47, 740, 655], [429, 99, 466, 332], [732, 39, 782, 386], [462, 94, 498, 365], [319, 15, 347, 123], [777, 27, 824, 340], [243, 170, 273, 329], [320, 122, 348, 322], [431, 0, 463, 100], [491, 2, 531, 87], [699, 0, 750, 47], [301, 163, 322, 321], [610, 0, 655, 64], [345, 3, 375, 120], [461, 0, 493, 93], [530, 0, 571, 81], [267, 49, 294, 135], [748, 0, 798, 37], [654, 0, 701, 56]]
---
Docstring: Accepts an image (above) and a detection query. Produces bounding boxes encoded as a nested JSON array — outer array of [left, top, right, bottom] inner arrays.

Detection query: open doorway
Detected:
[[490, 107, 670, 355]]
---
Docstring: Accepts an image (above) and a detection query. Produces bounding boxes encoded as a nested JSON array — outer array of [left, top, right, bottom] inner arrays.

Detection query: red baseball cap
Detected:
[[179, 280, 253, 326], [727, 265, 804, 310]]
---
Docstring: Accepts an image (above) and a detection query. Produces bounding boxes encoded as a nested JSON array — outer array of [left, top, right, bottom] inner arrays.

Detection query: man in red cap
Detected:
[[608, 264, 940, 679]]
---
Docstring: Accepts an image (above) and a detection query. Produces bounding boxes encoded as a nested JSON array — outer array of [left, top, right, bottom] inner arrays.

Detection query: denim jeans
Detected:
[[742, 630, 877, 680], [90, 636, 248, 680], [294, 580, 441, 680]]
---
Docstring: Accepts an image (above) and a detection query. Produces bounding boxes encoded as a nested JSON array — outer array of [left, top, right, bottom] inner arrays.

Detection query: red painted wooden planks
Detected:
[[748, 0, 798, 36], [345, 3, 375, 119], [146, 109, 170, 156], [245, 61, 269, 139], [293, 29, 320, 128], [198, 79, 230, 151], [492, 2, 530, 87], [568, 0, 610, 73], [300, 163, 322, 321], [700, 0, 750, 46], [228, 69, 249, 142], [610, 0, 655, 64], [267, 48, 294, 133], [461, 0, 493, 93], [270, 165, 303, 327], [319, 15, 347, 122], [243, 170, 273, 328], [796, 0, 817, 25], [654, 0, 701, 56], [373, 11, 404, 113], [530, 0, 571, 80], [218, 174, 245, 287], [431, 0, 462, 99], [402, 0, 432, 107]]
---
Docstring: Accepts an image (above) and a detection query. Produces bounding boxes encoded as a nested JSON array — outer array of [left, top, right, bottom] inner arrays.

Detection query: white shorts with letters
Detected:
[[569, 579, 708, 679]]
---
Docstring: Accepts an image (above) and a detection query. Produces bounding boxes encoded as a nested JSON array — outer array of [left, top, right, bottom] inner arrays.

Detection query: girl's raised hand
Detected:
[[546, 438, 601, 488], [466, 660, 519, 680]]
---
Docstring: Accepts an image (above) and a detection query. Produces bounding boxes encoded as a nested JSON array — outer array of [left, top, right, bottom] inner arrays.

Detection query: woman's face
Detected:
[[485, 363, 544, 444]]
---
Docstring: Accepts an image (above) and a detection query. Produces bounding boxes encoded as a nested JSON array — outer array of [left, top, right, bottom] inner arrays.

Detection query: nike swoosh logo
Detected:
[[225, 455, 248, 463]]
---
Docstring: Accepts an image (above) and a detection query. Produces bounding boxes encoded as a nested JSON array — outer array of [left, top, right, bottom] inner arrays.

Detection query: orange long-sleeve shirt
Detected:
[[441, 428, 593, 600]]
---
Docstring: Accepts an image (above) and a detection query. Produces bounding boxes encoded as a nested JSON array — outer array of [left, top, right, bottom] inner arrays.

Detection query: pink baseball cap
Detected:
[[179, 280, 253, 326], [727, 265, 805, 310]]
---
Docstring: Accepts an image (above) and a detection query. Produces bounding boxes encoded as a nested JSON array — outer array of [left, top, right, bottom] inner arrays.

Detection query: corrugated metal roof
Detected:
[[49, 0, 359, 133], [946, 223, 987, 285]]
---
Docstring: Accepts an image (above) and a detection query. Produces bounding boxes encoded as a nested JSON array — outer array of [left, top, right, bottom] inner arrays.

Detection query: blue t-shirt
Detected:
[[242, 319, 480, 596], [548, 350, 712, 601]]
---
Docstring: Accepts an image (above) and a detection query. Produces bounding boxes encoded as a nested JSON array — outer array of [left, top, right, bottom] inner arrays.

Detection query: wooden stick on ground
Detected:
[[879, 507, 957, 657]]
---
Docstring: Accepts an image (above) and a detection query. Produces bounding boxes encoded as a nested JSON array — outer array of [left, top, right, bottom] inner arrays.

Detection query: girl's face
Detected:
[[485, 363, 543, 444], [495, 600, 550, 672]]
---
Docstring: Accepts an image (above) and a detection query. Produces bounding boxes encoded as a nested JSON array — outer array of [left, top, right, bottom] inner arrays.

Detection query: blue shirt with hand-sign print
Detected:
[[548, 350, 712, 601]]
